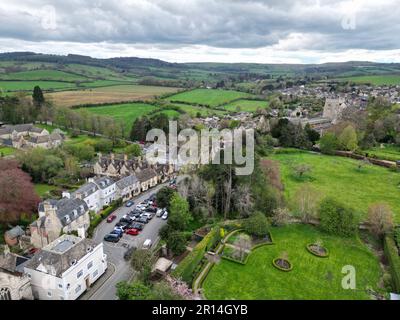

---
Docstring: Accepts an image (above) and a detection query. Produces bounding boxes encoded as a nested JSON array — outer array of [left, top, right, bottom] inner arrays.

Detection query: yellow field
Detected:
[[46, 85, 181, 107]]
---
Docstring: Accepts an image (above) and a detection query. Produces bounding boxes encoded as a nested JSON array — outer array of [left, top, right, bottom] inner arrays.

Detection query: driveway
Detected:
[[88, 181, 174, 300]]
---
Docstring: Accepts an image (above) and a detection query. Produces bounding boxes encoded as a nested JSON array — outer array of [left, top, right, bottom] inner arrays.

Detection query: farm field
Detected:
[[364, 144, 400, 162], [0, 69, 89, 82], [203, 224, 382, 300], [168, 88, 250, 107], [46, 84, 180, 107], [0, 80, 76, 92], [81, 102, 159, 129], [170, 103, 227, 116], [269, 149, 400, 221], [336, 75, 400, 86], [222, 99, 269, 112]]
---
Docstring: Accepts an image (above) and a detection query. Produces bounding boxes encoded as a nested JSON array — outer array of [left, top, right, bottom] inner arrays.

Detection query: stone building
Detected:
[[30, 198, 90, 248], [0, 250, 33, 300]]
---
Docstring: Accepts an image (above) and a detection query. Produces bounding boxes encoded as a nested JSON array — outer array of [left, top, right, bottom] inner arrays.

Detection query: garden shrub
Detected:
[[384, 235, 400, 292], [319, 198, 358, 237], [173, 226, 221, 284]]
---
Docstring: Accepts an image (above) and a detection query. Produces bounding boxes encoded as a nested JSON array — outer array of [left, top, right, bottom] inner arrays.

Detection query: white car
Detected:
[[161, 212, 168, 220], [156, 208, 163, 217], [143, 239, 152, 249]]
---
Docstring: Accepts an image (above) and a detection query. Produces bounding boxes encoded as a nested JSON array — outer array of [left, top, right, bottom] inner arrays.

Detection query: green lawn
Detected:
[[365, 144, 400, 162], [34, 183, 59, 198], [168, 88, 250, 107], [270, 149, 400, 221], [222, 99, 269, 112], [336, 75, 400, 86], [203, 224, 382, 300], [0, 146, 16, 156]]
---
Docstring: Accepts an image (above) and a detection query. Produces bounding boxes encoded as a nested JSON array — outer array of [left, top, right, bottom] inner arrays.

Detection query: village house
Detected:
[[115, 175, 140, 201], [65, 176, 117, 214], [24, 235, 107, 300], [136, 168, 158, 192], [0, 249, 33, 300], [0, 124, 64, 149], [4, 226, 25, 247], [30, 198, 90, 248]]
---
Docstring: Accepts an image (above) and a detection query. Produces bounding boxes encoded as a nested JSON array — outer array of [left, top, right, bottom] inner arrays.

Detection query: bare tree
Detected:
[[232, 184, 253, 218], [292, 184, 320, 223], [233, 234, 252, 262], [367, 203, 394, 237], [293, 164, 312, 178], [272, 207, 291, 226]]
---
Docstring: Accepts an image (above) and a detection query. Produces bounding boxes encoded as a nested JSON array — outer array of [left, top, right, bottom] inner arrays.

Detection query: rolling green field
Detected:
[[336, 75, 400, 86], [203, 224, 382, 300], [222, 99, 269, 112], [168, 88, 249, 107], [365, 144, 400, 162], [81, 103, 159, 129], [170, 103, 227, 116], [270, 149, 400, 221], [0, 69, 89, 82], [0, 80, 77, 92]]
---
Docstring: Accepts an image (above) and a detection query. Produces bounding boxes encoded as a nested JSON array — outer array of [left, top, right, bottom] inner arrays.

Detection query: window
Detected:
[[75, 285, 81, 294], [87, 261, 93, 270], [27, 273, 31, 279], [58, 284, 63, 289], [93, 270, 98, 278], [47, 291, 52, 297], [77, 270, 83, 278]]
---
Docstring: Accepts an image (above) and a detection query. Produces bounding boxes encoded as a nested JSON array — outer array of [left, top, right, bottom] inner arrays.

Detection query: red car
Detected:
[[125, 228, 139, 236], [107, 214, 117, 223]]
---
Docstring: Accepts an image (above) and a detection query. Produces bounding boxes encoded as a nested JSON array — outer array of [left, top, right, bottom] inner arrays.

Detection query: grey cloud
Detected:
[[0, 0, 398, 51]]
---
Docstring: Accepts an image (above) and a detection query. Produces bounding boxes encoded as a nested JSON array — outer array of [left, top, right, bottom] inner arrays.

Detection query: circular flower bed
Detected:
[[272, 258, 293, 272], [306, 243, 329, 258]]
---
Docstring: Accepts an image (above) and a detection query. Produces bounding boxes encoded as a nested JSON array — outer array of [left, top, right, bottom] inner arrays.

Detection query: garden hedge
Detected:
[[384, 235, 400, 292], [173, 226, 221, 284]]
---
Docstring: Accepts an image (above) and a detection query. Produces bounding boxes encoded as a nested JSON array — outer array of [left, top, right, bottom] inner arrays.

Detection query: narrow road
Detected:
[[88, 177, 185, 300]]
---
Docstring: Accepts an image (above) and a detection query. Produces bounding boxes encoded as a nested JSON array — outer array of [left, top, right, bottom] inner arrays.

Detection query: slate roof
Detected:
[[25, 236, 99, 277], [0, 138, 13, 146], [72, 182, 98, 198], [93, 176, 115, 189], [116, 175, 138, 189], [0, 124, 44, 136], [5, 226, 25, 239], [37, 198, 88, 227], [0, 252, 30, 275], [136, 168, 157, 182]]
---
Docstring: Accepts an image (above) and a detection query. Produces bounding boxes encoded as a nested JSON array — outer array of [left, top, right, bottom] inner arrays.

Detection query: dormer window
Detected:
[[65, 216, 71, 224], [70, 259, 77, 266]]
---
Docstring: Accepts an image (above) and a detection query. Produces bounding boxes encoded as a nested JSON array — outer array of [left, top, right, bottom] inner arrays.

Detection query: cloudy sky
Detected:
[[0, 0, 399, 64]]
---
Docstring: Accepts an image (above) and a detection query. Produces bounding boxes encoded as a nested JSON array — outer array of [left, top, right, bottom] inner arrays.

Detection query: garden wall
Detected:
[[172, 226, 221, 285], [384, 235, 400, 292]]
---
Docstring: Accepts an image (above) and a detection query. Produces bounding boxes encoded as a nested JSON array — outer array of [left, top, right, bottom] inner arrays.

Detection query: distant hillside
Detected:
[[1, 52, 400, 88]]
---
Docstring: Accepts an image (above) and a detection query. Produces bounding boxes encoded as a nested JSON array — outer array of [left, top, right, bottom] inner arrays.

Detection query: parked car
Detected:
[[104, 234, 120, 243], [125, 200, 135, 207], [119, 217, 131, 224], [156, 208, 163, 217], [146, 207, 157, 213], [130, 222, 144, 231], [142, 212, 153, 220], [138, 217, 149, 224], [143, 239, 152, 249], [106, 214, 117, 223], [115, 222, 129, 230], [111, 229, 124, 237], [125, 228, 139, 236], [130, 209, 142, 215], [162, 212, 168, 220]]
